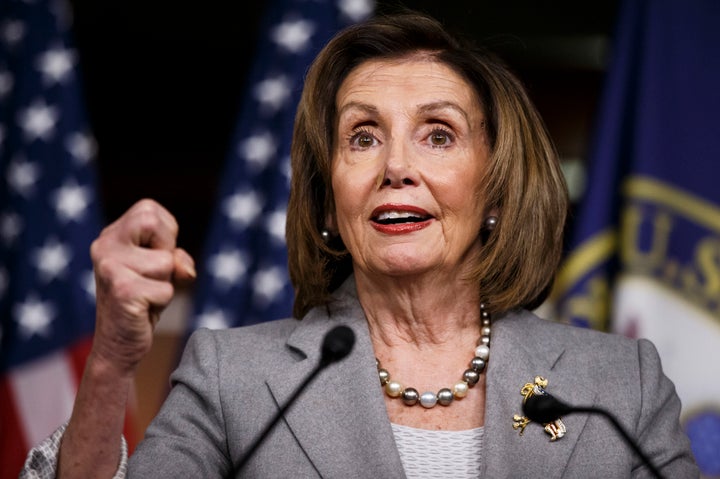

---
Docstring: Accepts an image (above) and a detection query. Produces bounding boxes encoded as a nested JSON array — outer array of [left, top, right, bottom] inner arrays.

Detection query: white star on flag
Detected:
[[17, 99, 59, 142], [265, 209, 287, 243], [65, 131, 97, 164], [35, 45, 75, 84], [208, 249, 248, 288], [52, 180, 91, 222], [281, 155, 292, 185], [254, 75, 292, 112], [253, 267, 287, 304], [195, 308, 230, 330], [7, 157, 41, 197], [238, 132, 277, 170], [271, 18, 316, 53], [223, 190, 264, 227], [13, 295, 56, 339], [338, 0, 376, 22], [32, 239, 72, 282]]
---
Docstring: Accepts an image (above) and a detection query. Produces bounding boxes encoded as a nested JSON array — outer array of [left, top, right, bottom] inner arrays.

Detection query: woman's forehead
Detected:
[[335, 57, 480, 118]]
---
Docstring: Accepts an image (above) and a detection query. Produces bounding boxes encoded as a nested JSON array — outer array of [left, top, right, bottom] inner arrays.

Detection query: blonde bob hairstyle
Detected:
[[287, 12, 568, 319]]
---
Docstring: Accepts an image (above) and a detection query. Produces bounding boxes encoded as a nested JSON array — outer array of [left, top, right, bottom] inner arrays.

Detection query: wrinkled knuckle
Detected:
[[136, 208, 163, 235], [156, 250, 175, 273], [168, 217, 179, 237], [90, 227, 114, 254], [90, 238, 102, 262], [94, 256, 119, 282], [134, 198, 159, 212], [111, 275, 137, 302], [122, 300, 147, 320], [158, 282, 175, 306]]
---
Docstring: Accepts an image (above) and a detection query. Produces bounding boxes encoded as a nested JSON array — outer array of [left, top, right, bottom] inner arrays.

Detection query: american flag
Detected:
[[190, 0, 374, 330], [0, 0, 134, 476]]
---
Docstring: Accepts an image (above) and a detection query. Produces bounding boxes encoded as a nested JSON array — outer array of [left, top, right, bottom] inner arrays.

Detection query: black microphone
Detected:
[[234, 325, 355, 473], [319, 324, 356, 365], [523, 393, 666, 479]]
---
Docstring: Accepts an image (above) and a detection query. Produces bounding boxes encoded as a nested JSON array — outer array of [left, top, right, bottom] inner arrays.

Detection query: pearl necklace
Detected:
[[376, 303, 491, 408]]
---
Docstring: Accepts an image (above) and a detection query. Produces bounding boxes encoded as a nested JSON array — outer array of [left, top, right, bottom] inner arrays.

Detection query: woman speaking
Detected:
[[24, 11, 698, 479]]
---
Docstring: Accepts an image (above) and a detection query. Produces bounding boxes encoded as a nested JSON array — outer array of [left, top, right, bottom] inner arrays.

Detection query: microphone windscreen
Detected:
[[321, 325, 355, 364], [522, 393, 570, 424]]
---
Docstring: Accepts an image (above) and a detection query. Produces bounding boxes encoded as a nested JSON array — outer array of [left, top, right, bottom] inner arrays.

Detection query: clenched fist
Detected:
[[89, 199, 196, 375]]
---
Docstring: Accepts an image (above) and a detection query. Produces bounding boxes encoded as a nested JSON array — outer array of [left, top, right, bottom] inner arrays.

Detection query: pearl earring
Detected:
[[321, 229, 331, 243], [484, 216, 498, 231]]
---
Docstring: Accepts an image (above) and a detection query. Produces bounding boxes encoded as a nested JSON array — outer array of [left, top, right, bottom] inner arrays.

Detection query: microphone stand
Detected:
[[233, 325, 355, 474], [523, 394, 666, 479], [234, 362, 326, 473], [567, 404, 665, 479]]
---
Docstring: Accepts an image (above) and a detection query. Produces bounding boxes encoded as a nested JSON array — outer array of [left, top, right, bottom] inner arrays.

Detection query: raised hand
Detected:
[[58, 199, 195, 478], [89, 199, 196, 374]]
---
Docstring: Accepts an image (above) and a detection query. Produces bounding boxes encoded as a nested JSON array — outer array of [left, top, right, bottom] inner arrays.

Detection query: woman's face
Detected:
[[331, 56, 491, 279]]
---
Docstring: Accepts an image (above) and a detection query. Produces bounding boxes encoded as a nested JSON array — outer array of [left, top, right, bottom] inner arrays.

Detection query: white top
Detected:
[[391, 423, 484, 478]]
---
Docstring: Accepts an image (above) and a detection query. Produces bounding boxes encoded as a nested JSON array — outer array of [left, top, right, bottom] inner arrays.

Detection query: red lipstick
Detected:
[[370, 204, 433, 235]]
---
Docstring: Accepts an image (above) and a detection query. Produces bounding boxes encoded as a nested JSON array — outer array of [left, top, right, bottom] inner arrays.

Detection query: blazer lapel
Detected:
[[265, 281, 406, 478], [482, 311, 596, 478], [266, 286, 599, 478]]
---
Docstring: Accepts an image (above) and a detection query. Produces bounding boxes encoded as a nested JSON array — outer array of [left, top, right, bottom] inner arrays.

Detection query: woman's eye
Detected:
[[428, 129, 453, 147], [358, 134, 373, 147], [351, 131, 376, 148], [431, 132, 448, 146]]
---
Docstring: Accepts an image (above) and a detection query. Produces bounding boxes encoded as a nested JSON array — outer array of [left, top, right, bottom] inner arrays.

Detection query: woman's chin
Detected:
[[364, 256, 441, 279]]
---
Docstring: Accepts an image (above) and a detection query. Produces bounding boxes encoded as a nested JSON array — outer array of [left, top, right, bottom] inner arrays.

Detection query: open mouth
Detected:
[[372, 210, 432, 225]]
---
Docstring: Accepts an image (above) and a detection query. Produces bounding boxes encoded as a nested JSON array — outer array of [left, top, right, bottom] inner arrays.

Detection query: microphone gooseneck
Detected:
[[234, 325, 356, 473], [523, 393, 666, 479]]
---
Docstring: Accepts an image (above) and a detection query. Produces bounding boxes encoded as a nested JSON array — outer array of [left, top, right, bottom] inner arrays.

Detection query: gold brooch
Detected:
[[512, 376, 566, 441]]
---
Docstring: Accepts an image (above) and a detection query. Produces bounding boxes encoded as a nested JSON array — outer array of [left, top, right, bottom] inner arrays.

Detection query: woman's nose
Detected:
[[379, 139, 418, 188]]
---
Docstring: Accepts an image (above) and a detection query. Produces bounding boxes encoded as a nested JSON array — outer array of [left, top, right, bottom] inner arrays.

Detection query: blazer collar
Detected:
[[482, 310, 597, 478], [265, 279, 407, 478], [267, 279, 596, 478]]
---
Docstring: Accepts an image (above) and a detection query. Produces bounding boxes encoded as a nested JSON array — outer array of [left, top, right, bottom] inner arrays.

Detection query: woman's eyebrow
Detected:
[[416, 101, 470, 123], [337, 101, 379, 119]]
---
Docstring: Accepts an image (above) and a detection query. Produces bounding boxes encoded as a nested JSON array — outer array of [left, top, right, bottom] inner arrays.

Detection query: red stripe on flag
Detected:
[[0, 377, 29, 479]]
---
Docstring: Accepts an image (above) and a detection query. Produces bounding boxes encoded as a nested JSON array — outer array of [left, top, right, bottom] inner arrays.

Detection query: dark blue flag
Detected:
[[552, 0, 720, 474], [190, 0, 374, 330]]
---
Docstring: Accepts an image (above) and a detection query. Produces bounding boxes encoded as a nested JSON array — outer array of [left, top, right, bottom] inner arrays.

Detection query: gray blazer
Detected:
[[129, 279, 698, 478]]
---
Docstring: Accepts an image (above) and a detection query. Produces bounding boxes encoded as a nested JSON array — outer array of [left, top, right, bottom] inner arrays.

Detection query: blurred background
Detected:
[[2, 0, 719, 477]]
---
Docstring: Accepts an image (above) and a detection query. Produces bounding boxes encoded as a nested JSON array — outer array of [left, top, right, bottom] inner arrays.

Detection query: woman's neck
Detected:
[[354, 270, 482, 348]]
